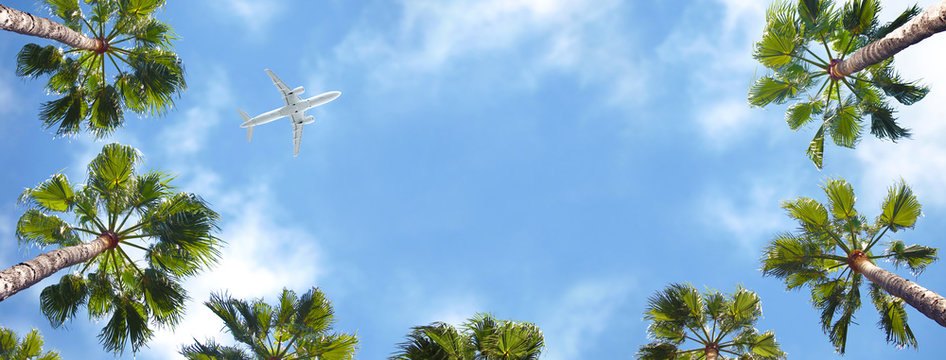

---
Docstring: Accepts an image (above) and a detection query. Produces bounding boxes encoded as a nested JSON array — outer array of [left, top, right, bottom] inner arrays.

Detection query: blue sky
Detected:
[[1, 0, 946, 358]]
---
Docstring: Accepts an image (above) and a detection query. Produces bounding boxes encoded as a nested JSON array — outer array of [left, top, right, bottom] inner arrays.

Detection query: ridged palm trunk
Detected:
[[850, 251, 946, 327], [705, 345, 719, 360], [0, 4, 103, 51], [0, 235, 111, 301], [834, 0, 946, 77]]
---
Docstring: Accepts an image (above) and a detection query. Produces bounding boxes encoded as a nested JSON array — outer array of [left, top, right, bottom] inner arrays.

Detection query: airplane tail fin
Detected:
[[238, 109, 254, 142]]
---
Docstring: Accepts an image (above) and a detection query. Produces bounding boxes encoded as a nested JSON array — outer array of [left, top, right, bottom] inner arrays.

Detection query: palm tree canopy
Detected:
[[637, 283, 785, 360], [761, 177, 936, 353], [180, 287, 359, 360], [391, 313, 544, 360], [14, 0, 184, 137], [0, 327, 62, 360], [748, 0, 929, 168], [13, 143, 221, 354]]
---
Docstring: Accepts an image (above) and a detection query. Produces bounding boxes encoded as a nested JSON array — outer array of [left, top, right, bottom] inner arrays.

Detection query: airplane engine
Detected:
[[303, 115, 315, 124], [291, 86, 305, 95]]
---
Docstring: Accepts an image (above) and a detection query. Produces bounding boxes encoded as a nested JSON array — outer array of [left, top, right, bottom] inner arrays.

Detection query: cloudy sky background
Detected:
[[1, 0, 946, 358]]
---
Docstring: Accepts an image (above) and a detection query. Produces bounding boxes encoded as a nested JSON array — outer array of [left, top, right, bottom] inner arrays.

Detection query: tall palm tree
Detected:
[[749, 0, 932, 168], [390, 313, 544, 360], [3, 0, 184, 137], [0, 327, 62, 360], [761, 177, 943, 353], [637, 284, 785, 360], [180, 287, 359, 360], [0, 143, 222, 353]]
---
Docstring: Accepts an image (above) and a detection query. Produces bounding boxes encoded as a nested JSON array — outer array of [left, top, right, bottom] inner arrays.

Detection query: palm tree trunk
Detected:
[[835, 0, 946, 77], [0, 235, 110, 301], [850, 255, 946, 327], [0, 4, 103, 51], [705, 347, 718, 360]]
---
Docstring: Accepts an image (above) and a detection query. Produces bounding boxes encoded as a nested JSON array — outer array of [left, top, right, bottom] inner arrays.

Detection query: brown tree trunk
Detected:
[[0, 4, 103, 51], [0, 235, 110, 301], [835, 0, 946, 77], [704, 344, 719, 360], [850, 252, 946, 327]]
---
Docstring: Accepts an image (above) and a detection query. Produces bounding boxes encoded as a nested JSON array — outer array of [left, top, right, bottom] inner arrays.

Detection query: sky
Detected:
[[1, 0, 946, 359]]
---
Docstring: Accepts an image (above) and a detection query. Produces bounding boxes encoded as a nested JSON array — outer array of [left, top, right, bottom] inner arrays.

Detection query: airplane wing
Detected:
[[292, 121, 304, 157], [265, 69, 299, 106]]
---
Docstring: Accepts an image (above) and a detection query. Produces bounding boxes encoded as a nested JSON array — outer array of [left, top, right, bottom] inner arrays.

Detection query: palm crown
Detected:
[[0, 327, 61, 360], [761, 178, 938, 352], [390, 313, 544, 360], [749, 0, 928, 168], [637, 283, 784, 360], [15, 0, 184, 137], [15, 143, 221, 353], [180, 287, 359, 360]]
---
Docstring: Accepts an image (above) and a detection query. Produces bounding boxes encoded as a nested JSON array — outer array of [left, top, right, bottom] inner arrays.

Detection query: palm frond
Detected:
[[16, 44, 63, 78], [39, 89, 86, 136], [885, 240, 937, 275], [16, 210, 82, 247], [806, 123, 825, 168], [841, 0, 879, 35], [825, 96, 862, 148], [869, 5, 920, 41], [138, 268, 187, 327], [781, 197, 828, 230], [39, 274, 88, 327], [98, 295, 154, 353], [869, 65, 929, 105], [878, 181, 921, 231], [87, 143, 141, 194], [44, 0, 82, 29], [89, 84, 124, 139], [785, 100, 822, 130], [821, 178, 856, 220], [869, 283, 917, 349], [180, 338, 250, 360]]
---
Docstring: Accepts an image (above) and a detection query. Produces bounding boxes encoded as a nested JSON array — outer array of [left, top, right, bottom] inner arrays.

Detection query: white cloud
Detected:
[[332, 0, 646, 106], [159, 68, 233, 157], [144, 183, 326, 359], [657, 0, 771, 148], [208, 0, 284, 36], [539, 278, 632, 360], [702, 181, 795, 252]]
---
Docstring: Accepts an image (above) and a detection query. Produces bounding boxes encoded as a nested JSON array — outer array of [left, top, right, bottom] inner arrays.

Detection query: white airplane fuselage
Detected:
[[240, 91, 340, 128]]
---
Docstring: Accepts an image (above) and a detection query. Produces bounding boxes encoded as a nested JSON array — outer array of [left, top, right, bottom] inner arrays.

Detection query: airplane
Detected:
[[238, 69, 341, 156]]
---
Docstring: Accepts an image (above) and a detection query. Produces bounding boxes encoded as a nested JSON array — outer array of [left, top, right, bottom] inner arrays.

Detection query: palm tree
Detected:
[[761, 177, 944, 353], [180, 287, 359, 360], [748, 0, 932, 168], [390, 313, 544, 360], [3, 0, 184, 137], [0, 143, 222, 353], [636, 283, 785, 360], [0, 327, 62, 360]]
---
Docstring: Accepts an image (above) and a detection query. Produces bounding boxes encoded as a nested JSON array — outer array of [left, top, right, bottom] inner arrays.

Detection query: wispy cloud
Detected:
[[540, 278, 633, 360], [658, 0, 773, 149], [207, 0, 285, 37], [331, 0, 646, 105], [701, 180, 795, 252], [158, 68, 233, 157]]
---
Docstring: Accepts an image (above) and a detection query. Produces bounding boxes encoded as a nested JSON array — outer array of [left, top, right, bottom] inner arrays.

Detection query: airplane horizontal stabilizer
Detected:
[[238, 109, 253, 142]]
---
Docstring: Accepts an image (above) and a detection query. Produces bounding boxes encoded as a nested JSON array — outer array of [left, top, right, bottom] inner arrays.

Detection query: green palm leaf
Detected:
[[0, 328, 62, 360], [16, 44, 62, 78], [822, 178, 856, 220], [806, 124, 825, 168], [885, 240, 937, 275], [16, 210, 82, 247], [879, 181, 921, 230], [869, 283, 917, 348], [39, 274, 88, 327]]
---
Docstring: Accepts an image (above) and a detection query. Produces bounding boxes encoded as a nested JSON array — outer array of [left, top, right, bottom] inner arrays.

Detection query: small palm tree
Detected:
[[4, 0, 184, 137], [762, 177, 944, 353], [0, 327, 62, 360], [180, 287, 359, 360], [0, 143, 221, 353], [637, 283, 785, 360], [391, 313, 544, 360], [749, 0, 932, 168]]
